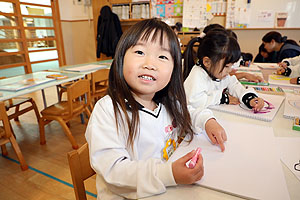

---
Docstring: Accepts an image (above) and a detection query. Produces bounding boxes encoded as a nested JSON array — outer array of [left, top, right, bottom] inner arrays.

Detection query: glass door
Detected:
[[0, 0, 64, 77]]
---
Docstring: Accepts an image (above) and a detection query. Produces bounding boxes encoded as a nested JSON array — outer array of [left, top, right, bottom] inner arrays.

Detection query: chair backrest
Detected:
[[67, 143, 96, 200], [67, 79, 91, 115], [91, 68, 109, 94]]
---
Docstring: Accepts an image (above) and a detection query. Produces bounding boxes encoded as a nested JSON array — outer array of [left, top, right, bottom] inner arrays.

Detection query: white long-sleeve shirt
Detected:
[[282, 55, 300, 77], [85, 95, 177, 200], [184, 65, 257, 132]]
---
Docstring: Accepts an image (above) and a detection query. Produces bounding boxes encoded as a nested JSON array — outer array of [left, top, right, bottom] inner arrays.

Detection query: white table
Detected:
[[0, 71, 85, 107], [145, 103, 300, 200], [145, 67, 300, 200]]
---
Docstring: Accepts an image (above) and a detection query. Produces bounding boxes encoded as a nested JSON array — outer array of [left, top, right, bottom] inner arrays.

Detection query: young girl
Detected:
[[183, 30, 265, 140], [85, 19, 204, 200], [277, 55, 300, 85], [262, 31, 300, 62]]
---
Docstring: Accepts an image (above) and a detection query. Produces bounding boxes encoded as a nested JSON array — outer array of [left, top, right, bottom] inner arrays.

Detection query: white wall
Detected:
[[58, 0, 93, 21]]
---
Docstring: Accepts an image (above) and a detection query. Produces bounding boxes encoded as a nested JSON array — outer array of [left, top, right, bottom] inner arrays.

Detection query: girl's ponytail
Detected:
[[183, 37, 202, 80], [281, 36, 287, 43]]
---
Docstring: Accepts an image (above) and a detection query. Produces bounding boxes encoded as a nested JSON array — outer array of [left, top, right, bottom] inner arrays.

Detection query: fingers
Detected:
[[180, 150, 196, 163], [207, 133, 217, 145]]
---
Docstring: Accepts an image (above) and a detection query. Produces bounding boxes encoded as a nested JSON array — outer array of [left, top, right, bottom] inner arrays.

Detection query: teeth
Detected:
[[140, 75, 154, 80]]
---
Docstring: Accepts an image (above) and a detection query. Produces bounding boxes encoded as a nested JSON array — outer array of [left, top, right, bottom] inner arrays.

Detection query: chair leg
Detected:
[[31, 99, 41, 123], [14, 105, 20, 122], [57, 118, 78, 149], [84, 108, 91, 118], [9, 135, 28, 170], [1, 144, 8, 156], [39, 118, 46, 145]]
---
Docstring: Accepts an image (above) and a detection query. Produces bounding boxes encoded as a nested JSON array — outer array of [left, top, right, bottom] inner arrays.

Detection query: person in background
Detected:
[[262, 31, 300, 62], [277, 55, 300, 85], [86, 19, 204, 200], [183, 30, 265, 146], [254, 43, 278, 63], [171, 22, 183, 48]]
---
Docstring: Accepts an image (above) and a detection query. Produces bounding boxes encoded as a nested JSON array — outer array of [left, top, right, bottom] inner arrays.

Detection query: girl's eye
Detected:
[[159, 55, 169, 60], [134, 50, 144, 55]]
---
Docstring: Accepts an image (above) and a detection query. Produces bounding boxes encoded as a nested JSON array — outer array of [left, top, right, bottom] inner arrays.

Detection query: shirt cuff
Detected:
[[283, 67, 292, 76], [242, 93, 258, 109], [157, 162, 177, 187], [220, 93, 229, 104]]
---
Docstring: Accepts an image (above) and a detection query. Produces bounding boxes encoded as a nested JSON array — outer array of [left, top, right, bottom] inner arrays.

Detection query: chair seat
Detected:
[[41, 101, 84, 117]]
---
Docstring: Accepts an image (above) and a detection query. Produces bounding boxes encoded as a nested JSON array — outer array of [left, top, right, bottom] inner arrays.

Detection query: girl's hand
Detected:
[[205, 118, 227, 152], [228, 95, 240, 105], [172, 150, 204, 184], [249, 97, 264, 112], [278, 62, 288, 69], [290, 77, 298, 84], [244, 73, 263, 83], [276, 67, 286, 75]]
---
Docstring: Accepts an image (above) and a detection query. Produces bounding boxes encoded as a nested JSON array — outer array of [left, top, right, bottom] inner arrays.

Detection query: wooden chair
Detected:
[[0, 77, 40, 123], [39, 79, 91, 149], [5, 97, 40, 122], [90, 68, 109, 106], [0, 101, 28, 171], [67, 143, 96, 200]]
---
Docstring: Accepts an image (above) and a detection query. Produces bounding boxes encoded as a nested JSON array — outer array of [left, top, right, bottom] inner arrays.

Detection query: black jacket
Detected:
[[96, 6, 122, 58]]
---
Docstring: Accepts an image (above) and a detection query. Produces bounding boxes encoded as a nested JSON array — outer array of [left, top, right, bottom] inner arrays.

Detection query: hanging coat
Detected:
[[96, 6, 123, 58]]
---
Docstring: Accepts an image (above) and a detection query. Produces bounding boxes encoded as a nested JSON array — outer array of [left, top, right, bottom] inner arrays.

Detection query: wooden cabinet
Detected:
[[110, 1, 151, 21]]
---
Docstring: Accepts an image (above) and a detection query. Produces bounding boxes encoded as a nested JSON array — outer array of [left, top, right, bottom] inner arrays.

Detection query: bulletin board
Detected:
[[226, 0, 300, 29]]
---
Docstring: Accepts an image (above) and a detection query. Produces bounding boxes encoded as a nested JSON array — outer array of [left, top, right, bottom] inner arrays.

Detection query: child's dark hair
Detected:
[[259, 43, 268, 53], [183, 29, 241, 80], [262, 31, 299, 46], [202, 23, 224, 34], [108, 18, 193, 148]]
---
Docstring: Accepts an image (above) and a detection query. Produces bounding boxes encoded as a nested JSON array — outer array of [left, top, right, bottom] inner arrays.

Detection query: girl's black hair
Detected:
[[202, 23, 224, 34], [262, 31, 299, 46], [183, 29, 241, 80], [108, 18, 193, 148]]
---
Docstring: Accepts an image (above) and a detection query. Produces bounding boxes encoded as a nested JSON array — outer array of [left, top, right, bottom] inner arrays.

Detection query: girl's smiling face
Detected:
[[123, 31, 174, 101]]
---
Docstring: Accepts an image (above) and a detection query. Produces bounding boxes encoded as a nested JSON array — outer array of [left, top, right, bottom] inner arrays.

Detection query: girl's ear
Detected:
[[203, 56, 211, 70]]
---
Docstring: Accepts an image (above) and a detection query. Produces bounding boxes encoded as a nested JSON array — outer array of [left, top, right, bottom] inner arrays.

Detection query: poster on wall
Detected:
[[182, 0, 207, 28]]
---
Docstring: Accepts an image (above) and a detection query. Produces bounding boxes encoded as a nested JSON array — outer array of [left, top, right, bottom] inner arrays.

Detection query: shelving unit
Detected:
[[110, 0, 151, 21]]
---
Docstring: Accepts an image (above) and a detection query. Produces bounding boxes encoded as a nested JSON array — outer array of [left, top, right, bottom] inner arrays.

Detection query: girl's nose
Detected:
[[142, 57, 156, 70]]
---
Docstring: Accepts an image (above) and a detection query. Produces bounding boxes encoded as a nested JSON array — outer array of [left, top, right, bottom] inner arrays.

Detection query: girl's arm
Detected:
[[184, 67, 224, 109], [226, 75, 258, 106], [282, 55, 300, 66], [85, 97, 176, 199]]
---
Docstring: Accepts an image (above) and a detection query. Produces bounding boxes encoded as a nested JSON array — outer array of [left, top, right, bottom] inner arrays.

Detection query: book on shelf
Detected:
[[208, 93, 285, 122], [0, 77, 55, 92]]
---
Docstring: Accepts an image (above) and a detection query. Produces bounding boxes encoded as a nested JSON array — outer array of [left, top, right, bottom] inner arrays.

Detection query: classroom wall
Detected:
[[60, 21, 96, 65], [58, 0, 96, 65]]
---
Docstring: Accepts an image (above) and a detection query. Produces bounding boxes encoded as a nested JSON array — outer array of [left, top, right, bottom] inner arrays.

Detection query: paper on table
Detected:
[[268, 75, 300, 88], [64, 64, 108, 72], [168, 119, 290, 200], [283, 92, 300, 119], [276, 137, 300, 181], [254, 62, 279, 69], [209, 93, 285, 122]]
